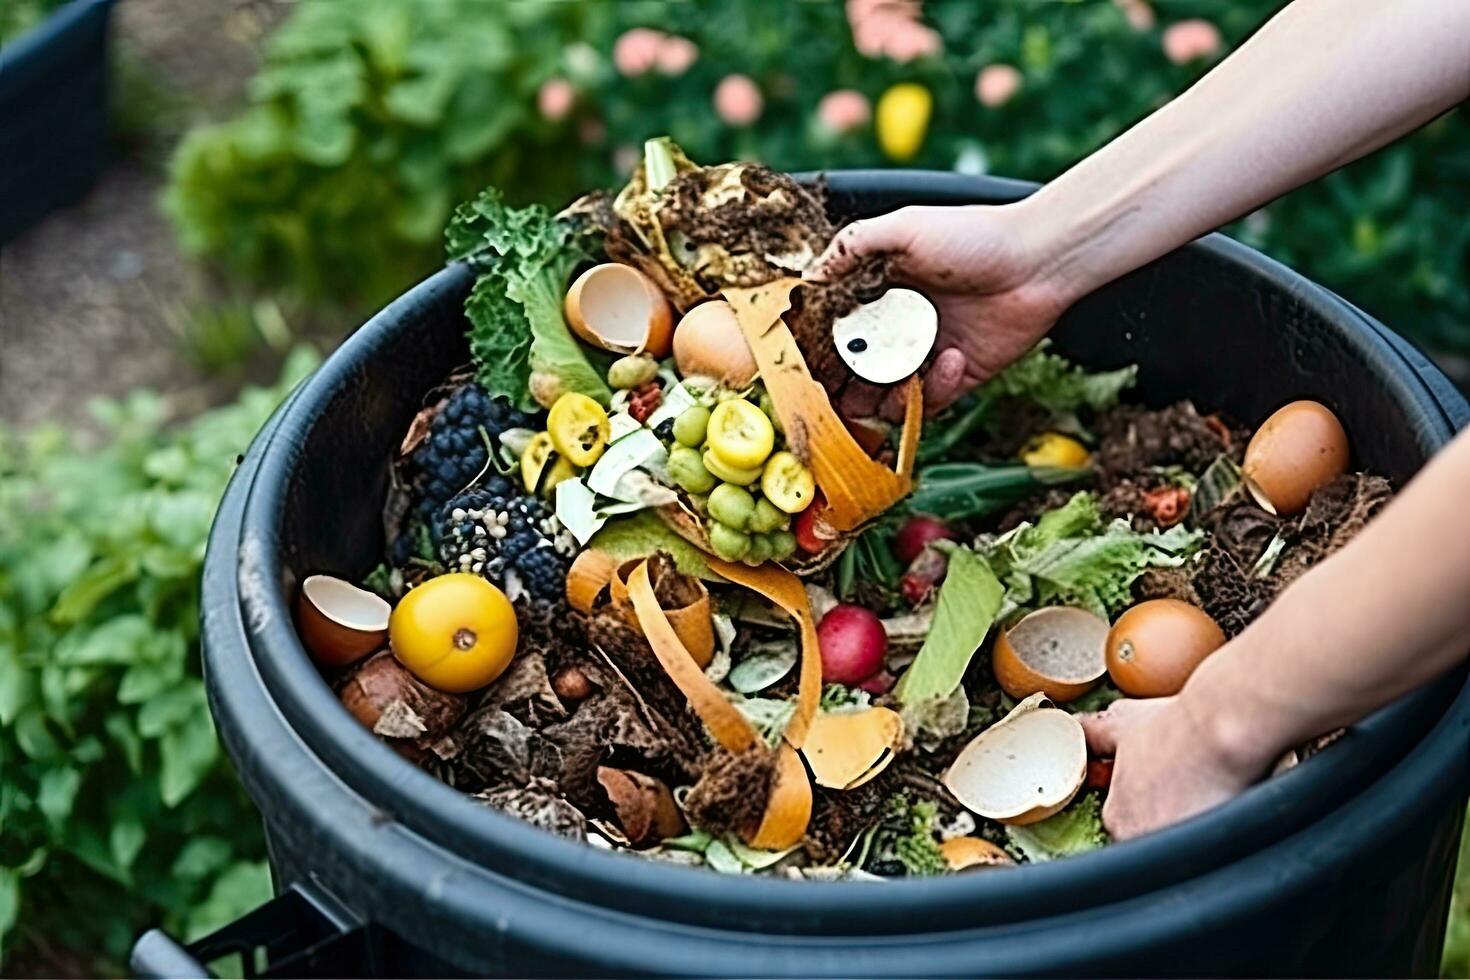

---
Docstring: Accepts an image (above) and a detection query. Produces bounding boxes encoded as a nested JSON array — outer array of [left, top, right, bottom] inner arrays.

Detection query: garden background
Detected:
[[1, 0, 1467, 975]]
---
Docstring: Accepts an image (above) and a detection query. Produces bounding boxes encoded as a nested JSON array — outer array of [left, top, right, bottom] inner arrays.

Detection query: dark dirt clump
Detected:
[[1190, 548, 1269, 637], [1271, 474, 1393, 589], [684, 748, 776, 841], [787, 253, 891, 392], [804, 776, 893, 865], [1205, 499, 1283, 566], [1095, 402, 1242, 487]]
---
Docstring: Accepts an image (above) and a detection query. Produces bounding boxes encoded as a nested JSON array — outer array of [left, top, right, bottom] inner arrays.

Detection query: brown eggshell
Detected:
[[297, 574, 391, 667], [596, 767, 686, 844], [673, 301, 758, 388], [992, 607, 1110, 703], [1106, 598, 1226, 698], [939, 836, 1015, 871], [565, 262, 674, 358], [1242, 400, 1349, 516]]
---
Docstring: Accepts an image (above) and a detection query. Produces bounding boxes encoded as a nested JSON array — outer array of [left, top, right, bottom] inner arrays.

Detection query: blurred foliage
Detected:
[[164, 0, 1468, 359], [1445, 807, 1470, 977], [0, 349, 318, 971], [0, 0, 65, 45]]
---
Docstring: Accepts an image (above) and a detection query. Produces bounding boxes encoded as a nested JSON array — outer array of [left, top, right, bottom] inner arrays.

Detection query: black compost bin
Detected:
[[0, 0, 116, 243], [137, 173, 1470, 979]]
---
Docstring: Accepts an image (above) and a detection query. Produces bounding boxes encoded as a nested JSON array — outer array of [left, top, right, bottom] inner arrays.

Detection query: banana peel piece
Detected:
[[801, 706, 905, 790], [723, 280, 922, 533]]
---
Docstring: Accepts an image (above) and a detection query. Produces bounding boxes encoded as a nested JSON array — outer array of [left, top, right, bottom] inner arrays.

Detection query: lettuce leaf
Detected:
[[984, 341, 1137, 417], [1006, 792, 1109, 862], [987, 492, 1202, 618], [447, 188, 610, 409], [894, 544, 1004, 707]]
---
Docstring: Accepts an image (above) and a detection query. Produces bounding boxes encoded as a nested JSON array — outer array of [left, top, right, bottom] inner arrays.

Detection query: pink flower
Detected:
[[1162, 19, 1222, 64], [537, 78, 576, 122], [714, 74, 763, 127], [655, 35, 699, 76], [613, 27, 664, 78], [975, 64, 1022, 108], [1112, 0, 1156, 31], [882, 21, 942, 63], [817, 89, 871, 134]]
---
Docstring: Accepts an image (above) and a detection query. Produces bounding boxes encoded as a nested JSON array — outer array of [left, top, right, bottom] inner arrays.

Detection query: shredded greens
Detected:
[[1005, 792, 1109, 862], [447, 188, 611, 410], [894, 544, 1004, 707], [984, 341, 1138, 419], [985, 492, 1202, 619]]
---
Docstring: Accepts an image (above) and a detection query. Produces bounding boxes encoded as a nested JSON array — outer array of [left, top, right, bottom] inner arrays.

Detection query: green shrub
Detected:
[[0, 349, 318, 971], [164, 0, 605, 308], [0, 0, 65, 45], [166, 0, 1469, 360]]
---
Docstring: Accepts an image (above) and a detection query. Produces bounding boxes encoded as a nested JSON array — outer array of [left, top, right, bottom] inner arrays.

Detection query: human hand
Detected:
[[805, 203, 1072, 418], [1078, 694, 1268, 841]]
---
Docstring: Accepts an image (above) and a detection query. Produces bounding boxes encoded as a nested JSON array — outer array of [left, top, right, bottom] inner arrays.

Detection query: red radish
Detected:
[[1085, 757, 1114, 791], [817, 603, 888, 684], [794, 494, 833, 554], [858, 670, 896, 695], [895, 514, 955, 565], [900, 547, 949, 605]]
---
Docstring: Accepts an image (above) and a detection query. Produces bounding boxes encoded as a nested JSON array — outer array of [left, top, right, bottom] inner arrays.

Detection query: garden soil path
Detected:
[[0, 0, 286, 430]]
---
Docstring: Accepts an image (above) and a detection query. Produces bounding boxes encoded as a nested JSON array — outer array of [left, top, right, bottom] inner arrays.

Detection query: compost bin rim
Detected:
[[0, 0, 114, 87], [205, 399, 1470, 974], [227, 170, 1467, 935]]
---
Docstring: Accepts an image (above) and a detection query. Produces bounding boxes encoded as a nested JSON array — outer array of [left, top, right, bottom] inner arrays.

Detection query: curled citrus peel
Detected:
[[566, 548, 618, 613], [722, 280, 922, 533], [705, 557, 820, 749], [801, 706, 904, 790], [625, 557, 815, 849], [613, 558, 716, 669]]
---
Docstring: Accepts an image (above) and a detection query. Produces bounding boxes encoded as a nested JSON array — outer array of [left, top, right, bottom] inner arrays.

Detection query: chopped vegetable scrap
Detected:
[[309, 139, 1395, 878]]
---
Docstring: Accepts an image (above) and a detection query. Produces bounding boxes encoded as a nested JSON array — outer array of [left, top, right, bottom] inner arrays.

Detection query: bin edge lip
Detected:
[[219, 170, 1470, 932]]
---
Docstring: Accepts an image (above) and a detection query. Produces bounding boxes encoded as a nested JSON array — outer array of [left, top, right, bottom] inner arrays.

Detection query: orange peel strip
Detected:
[[626, 560, 757, 753], [747, 743, 813, 851], [939, 836, 1014, 870], [801, 706, 905, 790], [704, 557, 820, 750], [566, 549, 618, 613], [611, 558, 716, 668], [896, 375, 923, 480], [722, 280, 919, 532]]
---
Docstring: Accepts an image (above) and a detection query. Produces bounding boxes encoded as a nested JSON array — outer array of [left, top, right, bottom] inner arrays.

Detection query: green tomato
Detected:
[[708, 483, 756, 531], [768, 530, 797, 561], [702, 449, 763, 486], [668, 445, 716, 494], [744, 533, 775, 566], [672, 406, 712, 448], [708, 521, 751, 562], [749, 497, 787, 534]]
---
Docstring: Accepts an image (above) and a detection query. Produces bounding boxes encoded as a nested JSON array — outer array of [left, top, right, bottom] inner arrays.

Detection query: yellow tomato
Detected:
[[1020, 432, 1091, 469], [389, 573, 518, 693], [547, 392, 610, 467], [761, 451, 816, 514], [876, 83, 932, 162], [540, 455, 579, 497], [702, 449, 764, 486], [707, 399, 775, 470]]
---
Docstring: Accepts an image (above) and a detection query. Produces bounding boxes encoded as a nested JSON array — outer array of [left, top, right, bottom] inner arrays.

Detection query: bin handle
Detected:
[[130, 883, 375, 979]]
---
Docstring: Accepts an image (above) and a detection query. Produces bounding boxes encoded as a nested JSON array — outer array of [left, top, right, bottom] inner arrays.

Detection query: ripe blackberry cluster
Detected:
[[411, 384, 536, 528], [437, 487, 577, 602]]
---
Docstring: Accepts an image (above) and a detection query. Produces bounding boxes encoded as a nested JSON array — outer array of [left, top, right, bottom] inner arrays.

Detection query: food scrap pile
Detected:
[[295, 139, 1390, 878]]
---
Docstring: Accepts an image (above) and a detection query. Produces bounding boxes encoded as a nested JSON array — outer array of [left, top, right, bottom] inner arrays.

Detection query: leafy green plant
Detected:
[[0, 349, 318, 971], [165, 0, 605, 307], [0, 0, 65, 45]]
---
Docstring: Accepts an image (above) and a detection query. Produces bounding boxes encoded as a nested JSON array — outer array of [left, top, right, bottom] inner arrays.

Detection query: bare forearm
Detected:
[[1019, 0, 1470, 306], [1184, 427, 1470, 769]]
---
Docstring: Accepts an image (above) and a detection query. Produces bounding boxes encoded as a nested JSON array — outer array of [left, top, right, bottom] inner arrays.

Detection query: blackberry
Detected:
[[411, 384, 536, 528], [653, 418, 676, 443], [437, 487, 577, 602]]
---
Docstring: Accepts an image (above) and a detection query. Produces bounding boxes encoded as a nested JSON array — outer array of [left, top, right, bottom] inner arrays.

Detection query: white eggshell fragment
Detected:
[[831, 288, 938, 385], [943, 693, 1087, 826]]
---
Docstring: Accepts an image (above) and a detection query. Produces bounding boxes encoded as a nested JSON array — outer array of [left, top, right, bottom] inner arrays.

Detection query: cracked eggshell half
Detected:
[[831, 288, 938, 385], [943, 694, 1087, 826], [565, 262, 674, 358], [297, 574, 391, 666]]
